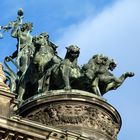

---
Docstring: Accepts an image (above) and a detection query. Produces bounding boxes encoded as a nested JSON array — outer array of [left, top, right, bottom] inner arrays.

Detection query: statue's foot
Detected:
[[5, 56, 10, 62], [125, 72, 135, 77], [16, 99, 24, 108], [64, 86, 71, 90]]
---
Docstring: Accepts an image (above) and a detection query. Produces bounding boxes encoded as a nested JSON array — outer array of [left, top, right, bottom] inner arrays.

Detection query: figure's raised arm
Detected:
[[11, 8, 24, 38]]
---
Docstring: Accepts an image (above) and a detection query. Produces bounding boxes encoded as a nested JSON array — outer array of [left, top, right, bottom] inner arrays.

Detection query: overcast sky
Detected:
[[0, 0, 140, 139]]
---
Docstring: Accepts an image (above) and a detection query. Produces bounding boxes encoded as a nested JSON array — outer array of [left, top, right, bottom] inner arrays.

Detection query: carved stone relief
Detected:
[[26, 102, 119, 139]]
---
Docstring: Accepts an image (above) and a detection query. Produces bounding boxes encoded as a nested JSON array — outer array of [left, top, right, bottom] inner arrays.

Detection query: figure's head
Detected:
[[65, 45, 80, 59], [21, 22, 33, 32]]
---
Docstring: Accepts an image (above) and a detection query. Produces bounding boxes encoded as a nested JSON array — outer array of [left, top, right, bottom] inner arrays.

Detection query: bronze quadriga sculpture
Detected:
[[0, 9, 134, 140]]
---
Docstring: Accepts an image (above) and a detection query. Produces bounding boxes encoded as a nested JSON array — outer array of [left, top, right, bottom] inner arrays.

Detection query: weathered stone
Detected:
[[0, 63, 16, 117], [18, 90, 121, 140], [0, 63, 10, 92]]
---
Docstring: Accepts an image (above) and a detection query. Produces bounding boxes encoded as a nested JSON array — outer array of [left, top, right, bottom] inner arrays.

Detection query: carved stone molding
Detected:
[[0, 63, 10, 92], [18, 90, 121, 140]]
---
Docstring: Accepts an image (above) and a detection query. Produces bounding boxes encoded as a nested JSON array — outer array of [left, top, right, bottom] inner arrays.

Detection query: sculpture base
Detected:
[[18, 90, 121, 140]]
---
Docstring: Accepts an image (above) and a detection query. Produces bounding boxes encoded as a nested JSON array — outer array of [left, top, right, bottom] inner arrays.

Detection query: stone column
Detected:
[[0, 63, 15, 117]]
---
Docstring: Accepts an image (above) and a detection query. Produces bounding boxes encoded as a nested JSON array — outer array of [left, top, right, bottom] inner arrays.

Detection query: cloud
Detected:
[[57, 0, 140, 67]]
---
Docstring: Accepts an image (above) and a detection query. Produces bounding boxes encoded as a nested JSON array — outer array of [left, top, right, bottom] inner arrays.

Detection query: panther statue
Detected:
[[44, 53, 134, 97], [17, 33, 58, 101], [85, 54, 134, 96], [70, 54, 134, 96], [47, 45, 81, 90], [93, 58, 134, 96]]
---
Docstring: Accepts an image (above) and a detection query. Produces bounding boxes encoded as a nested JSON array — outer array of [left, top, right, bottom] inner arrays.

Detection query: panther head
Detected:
[[108, 59, 117, 71], [33, 34, 47, 46], [91, 54, 117, 71], [65, 45, 80, 60]]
